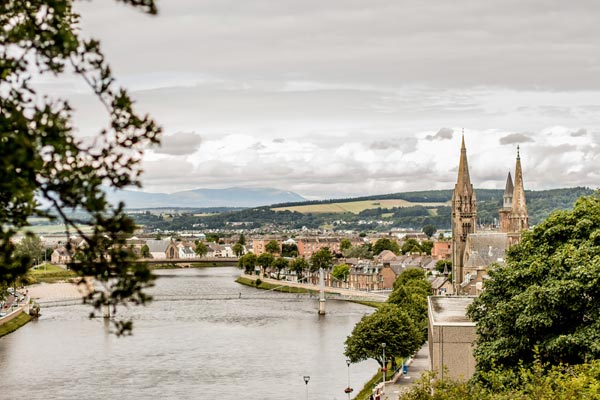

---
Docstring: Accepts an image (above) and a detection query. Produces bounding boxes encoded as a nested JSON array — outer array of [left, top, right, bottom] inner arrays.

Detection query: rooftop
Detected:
[[428, 296, 476, 326]]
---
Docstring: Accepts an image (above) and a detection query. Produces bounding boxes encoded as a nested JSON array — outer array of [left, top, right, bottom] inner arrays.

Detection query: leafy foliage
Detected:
[[309, 247, 334, 272], [0, 0, 161, 334], [14, 234, 45, 268], [345, 304, 422, 365], [373, 238, 400, 255], [468, 191, 600, 373], [237, 253, 257, 274], [194, 242, 208, 257], [332, 263, 350, 281], [400, 358, 600, 400], [265, 240, 280, 254]]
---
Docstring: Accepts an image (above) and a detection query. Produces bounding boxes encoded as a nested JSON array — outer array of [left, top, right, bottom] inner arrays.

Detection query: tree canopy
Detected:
[[309, 247, 334, 272], [373, 238, 400, 255], [0, 0, 160, 334], [345, 304, 422, 366], [265, 240, 280, 254], [468, 192, 600, 373]]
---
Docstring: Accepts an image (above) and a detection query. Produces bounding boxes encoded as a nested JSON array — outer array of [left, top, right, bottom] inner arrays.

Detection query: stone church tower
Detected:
[[498, 147, 528, 243], [498, 172, 513, 232], [451, 136, 477, 292]]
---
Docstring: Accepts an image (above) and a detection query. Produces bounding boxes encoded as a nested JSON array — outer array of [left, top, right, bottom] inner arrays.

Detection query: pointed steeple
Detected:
[[503, 171, 513, 209], [455, 133, 473, 196], [511, 145, 528, 231]]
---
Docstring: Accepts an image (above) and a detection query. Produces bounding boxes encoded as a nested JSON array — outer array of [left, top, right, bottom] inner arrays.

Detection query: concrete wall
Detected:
[[429, 323, 476, 380]]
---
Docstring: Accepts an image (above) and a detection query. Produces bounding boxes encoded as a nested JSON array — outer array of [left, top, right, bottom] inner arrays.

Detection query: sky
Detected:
[[37, 0, 600, 199]]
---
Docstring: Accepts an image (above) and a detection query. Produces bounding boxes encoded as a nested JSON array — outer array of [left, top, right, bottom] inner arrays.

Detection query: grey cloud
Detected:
[[499, 133, 534, 145], [571, 128, 587, 137], [154, 132, 202, 155], [273, 138, 285, 143], [426, 128, 453, 141]]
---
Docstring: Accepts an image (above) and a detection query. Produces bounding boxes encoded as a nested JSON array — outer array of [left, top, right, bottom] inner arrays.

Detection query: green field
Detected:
[[272, 199, 448, 214], [27, 264, 76, 283]]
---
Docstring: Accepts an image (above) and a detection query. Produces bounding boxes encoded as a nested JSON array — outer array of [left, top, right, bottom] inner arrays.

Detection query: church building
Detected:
[[451, 137, 529, 295]]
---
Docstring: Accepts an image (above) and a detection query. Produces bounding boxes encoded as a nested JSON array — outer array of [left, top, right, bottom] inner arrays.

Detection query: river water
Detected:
[[0, 268, 377, 399]]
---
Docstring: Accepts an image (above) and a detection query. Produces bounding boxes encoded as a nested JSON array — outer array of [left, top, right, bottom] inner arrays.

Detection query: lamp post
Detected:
[[303, 375, 310, 400], [345, 358, 353, 399], [381, 342, 386, 393]]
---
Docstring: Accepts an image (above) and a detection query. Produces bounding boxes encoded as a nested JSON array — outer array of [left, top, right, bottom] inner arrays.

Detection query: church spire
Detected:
[[451, 134, 477, 293], [455, 132, 473, 194], [503, 171, 513, 209], [511, 146, 528, 231]]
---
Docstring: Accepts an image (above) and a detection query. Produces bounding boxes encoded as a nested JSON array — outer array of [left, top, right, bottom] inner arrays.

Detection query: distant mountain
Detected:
[[106, 187, 306, 209]]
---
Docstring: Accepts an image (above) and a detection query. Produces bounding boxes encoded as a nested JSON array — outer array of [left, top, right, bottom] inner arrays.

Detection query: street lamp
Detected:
[[381, 342, 387, 393], [303, 375, 310, 400], [345, 359, 353, 399]]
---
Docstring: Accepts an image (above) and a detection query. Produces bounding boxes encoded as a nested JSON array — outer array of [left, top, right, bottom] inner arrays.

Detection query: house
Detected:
[[430, 275, 453, 295], [146, 239, 179, 259], [50, 246, 72, 264], [177, 243, 196, 259], [432, 240, 452, 260], [297, 237, 341, 257], [206, 242, 225, 257]]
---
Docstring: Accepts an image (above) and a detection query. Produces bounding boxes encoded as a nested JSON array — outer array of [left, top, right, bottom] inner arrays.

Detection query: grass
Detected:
[[352, 370, 384, 400], [272, 199, 448, 214], [0, 312, 32, 338], [235, 276, 319, 295], [349, 300, 385, 309], [148, 261, 237, 270], [27, 264, 76, 284]]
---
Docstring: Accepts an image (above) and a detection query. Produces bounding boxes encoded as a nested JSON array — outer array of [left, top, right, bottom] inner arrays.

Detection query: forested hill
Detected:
[[131, 187, 595, 232]]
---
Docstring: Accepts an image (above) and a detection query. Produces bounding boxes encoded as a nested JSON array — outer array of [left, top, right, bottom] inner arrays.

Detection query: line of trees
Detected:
[[344, 269, 430, 368]]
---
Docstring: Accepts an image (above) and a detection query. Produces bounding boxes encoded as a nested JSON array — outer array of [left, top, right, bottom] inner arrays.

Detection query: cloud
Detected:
[[154, 132, 202, 155], [571, 128, 587, 137], [426, 128, 453, 141], [273, 138, 285, 143], [499, 133, 534, 145]]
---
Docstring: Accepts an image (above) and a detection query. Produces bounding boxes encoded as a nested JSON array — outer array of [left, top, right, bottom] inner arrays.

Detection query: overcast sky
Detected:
[[40, 1, 600, 199]]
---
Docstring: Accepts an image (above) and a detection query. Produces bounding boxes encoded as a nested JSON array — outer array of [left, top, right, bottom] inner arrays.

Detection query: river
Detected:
[[0, 267, 378, 399]]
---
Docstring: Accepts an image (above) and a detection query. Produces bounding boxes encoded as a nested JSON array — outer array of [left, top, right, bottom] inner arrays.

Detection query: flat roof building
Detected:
[[428, 296, 476, 380]]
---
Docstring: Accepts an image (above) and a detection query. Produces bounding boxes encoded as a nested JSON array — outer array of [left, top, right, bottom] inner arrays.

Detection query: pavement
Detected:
[[379, 343, 430, 400]]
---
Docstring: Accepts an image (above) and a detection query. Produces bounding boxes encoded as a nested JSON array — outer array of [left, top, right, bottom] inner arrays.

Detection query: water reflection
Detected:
[[0, 267, 376, 399]]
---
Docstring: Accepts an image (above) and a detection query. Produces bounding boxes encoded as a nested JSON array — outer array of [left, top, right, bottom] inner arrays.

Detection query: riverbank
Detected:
[[237, 273, 388, 302], [0, 312, 31, 338]]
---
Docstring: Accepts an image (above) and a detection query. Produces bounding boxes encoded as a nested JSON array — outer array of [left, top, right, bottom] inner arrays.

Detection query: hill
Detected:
[[131, 187, 594, 232], [106, 187, 306, 208]]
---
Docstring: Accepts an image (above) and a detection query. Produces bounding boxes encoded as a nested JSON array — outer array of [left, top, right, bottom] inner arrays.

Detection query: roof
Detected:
[[464, 233, 507, 268], [428, 296, 476, 326], [145, 239, 172, 253], [430, 276, 449, 290]]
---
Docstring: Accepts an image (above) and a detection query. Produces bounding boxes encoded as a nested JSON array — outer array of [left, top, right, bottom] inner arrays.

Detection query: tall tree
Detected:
[[194, 242, 208, 257], [140, 244, 151, 259], [340, 238, 353, 251], [257, 252, 274, 269], [310, 247, 334, 272], [422, 224, 437, 238], [289, 257, 309, 281], [281, 242, 298, 257], [332, 263, 350, 282], [345, 304, 422, 366], [373, 238, 401, 255], [468, 192, 600, 373], [237, 233, 246, 246], [232, 243, 244, 257], [265, 240, 280, 255], [14, 234, 45, 268], [0, 0, 160, 334], [237, 253, 257, 274], [272, 257, 289, 279], [401, 238, 422, 254]]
